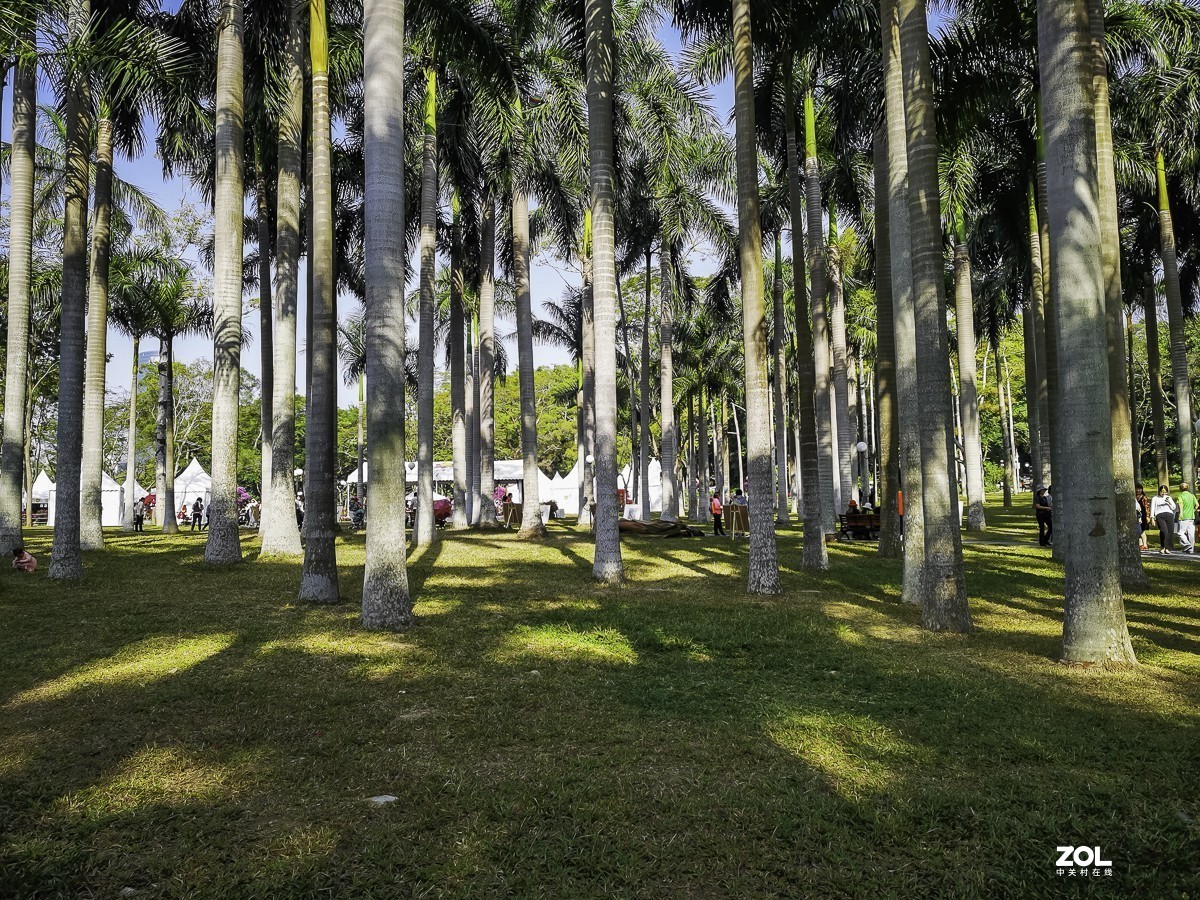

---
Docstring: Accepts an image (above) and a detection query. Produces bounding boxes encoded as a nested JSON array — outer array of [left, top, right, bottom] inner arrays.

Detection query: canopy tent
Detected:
[[47, 471, 132, 527], [29, 470, 53, 504], [174, 458, 213, 508]]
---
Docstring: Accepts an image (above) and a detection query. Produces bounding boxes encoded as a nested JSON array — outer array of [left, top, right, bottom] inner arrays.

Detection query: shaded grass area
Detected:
[[1, 503, 1197, 897]]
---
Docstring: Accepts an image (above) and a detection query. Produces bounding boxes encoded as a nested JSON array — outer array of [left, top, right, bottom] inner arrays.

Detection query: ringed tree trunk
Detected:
[[450, 200, 469, 529], [1145, 278, 1170, 486], [732, 0, 781, 593], [785, 67, 828, 569], [477, 191, 499, 527], [581, 244, 597, 526], [300, 0, 340, 603], [1029, 180, 1053, 488], [415, 66, 438, 547], [659, 239, 678, 521], [994, 342, 1013, 506], [640, 251, 652, 520], [255, 141, 274, 516], [466, 318, 478, 523], [804, 90, 837, 528], [81, 115, 115, 550], [357, 375, 365, 502], [0, 46, 36, 555], [123, 336, 140, 530], [952, 224, 986, 530], [584, 0, 624, 582], [50, 0, 92, 581], [204, 0, 246, 565], [1091, 0, 1145, 587], [827, 218, 854, 511], [772, 234, 790, 524], [899, 0, 970, 632], [361, 0, 413, 629], [260, 0, 304, 557], [156, 338, 179, 534], [883, 0, 924, 602], [513, 187, 547, 538], [1022, 303, 1042, 492], [1157, 149, 1193, 484], [698, 387, 710, 520], [1038, 0, 1134, 665]]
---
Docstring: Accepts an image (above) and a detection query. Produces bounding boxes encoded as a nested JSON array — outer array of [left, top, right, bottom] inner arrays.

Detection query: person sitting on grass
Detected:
[[11, 546, 37, 573]]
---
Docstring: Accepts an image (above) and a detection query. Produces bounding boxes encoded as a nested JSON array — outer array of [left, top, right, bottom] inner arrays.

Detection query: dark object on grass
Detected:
[[618, 519, 704, 538]]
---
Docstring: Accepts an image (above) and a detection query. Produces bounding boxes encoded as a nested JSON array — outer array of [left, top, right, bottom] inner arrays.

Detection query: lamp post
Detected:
[[856, 440, 869, 504]]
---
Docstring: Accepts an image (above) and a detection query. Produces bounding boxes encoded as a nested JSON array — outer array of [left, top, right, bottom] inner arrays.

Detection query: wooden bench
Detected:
[[838, 512, 880, 541]]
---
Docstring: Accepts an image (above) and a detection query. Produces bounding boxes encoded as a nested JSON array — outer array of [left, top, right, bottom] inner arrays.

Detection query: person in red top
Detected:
[[710, 493, 725, 536]]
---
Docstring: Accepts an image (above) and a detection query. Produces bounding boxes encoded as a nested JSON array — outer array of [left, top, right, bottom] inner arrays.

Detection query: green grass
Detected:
[[1, 501, 1197, 897]]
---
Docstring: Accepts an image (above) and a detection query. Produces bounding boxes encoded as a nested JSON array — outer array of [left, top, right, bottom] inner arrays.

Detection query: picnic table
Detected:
[[838, 512, 881, 541]]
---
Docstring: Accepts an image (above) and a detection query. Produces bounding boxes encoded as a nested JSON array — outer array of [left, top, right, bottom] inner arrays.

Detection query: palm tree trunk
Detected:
[[466, 321, 478, 524], [785, 69, 828, 569], [158, 338, 179, 534], [732, 0, 781, 592], [953, 229, 986, 530], [658, 239, 678, 521], [994, 342, 1012, 506], [81, 116, 115, 550], [513, 189, 547, 538], [1037, 0, 1134, 664], [450, 203, 469, 529], [1156, 149, 1194, 483], [899, 0, 969, 629], [1127, 311, 1140, 482], [1027, 181, 1052, 488], [123, 337, 140, 531], [357, 374, 365, 504], [772, 235, 790, 524], [204, 0, 246, 565], [698, 387, 711, 521], [828, 220, 855, 512], [415, 65, 438, 547], [361, 0, 413, 629], [1090, 0, 1145, 586], [50, 0, 92, 580], [640, 251, 652, 520], [255, 141, 274, 514], [1036, 100, 1065, 549], [686, 398, 697, 519], [0, 46, 35, 555], [261, 0, 304, 558], [477, 191, 499, 527], [581, 256, 597, 526], [883, 0, 923, 602], [1022, 303, 1042, 491], [1145, 276, 1170, 486], [300, 0, 340, 602], [804, 90, 838, 527]]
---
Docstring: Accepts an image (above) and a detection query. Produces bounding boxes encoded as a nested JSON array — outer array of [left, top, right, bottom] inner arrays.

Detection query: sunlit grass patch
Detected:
[[492, 623, 638, 666], [60, 746, 238, 817]]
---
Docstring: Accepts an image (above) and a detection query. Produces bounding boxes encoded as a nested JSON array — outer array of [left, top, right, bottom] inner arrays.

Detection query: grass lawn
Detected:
[[1, 499, 1197, 897]]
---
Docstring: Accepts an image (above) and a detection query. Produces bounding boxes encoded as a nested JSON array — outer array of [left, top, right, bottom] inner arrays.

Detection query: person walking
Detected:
[[1135, 485, 1152, 551], [1033, 485, 1053, 547], [1151, 484, 1178, 554], [1178, 482, 1197, 553], [710, 492, 725, 536], [191, 496, 205, 532], [133, 496, 145, 533]]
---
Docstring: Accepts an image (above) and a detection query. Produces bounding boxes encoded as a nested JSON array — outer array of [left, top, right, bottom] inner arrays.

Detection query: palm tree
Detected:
[[476, 191, 501, 527], [339, 312, 367, 509], [1037, 0, 1133, 665], [361, 0, 414, 629], [49, 0, 93, 581], [414, 65, 439, 547], [0, 26, 36, 557], [204, 0, 246, 565], [300, 0, 340, 603], [898, 0, 969, 632]]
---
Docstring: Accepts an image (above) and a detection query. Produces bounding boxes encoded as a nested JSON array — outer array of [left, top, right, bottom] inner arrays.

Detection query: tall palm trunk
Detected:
[[698, 387, 710, 520], [415, 66, 438, 546], [1127, 312, 1140, 481], [828, 215, 854, 510], [513, 189, 547, 538], [466, 320, 478, 523], [584, 0, 623, 580], [732, 0, 781, 593], [80, 115, 115, 550], [356, 374, 365, 503], [658, 239, 678, 521], [772, 235, 789, 524], [898, 0, 970, 632], [1028, 181, 1052, 487], [785, 70, 827, 569], [1145, 278, 1170, 485], [361, 0, 413, 629], [804, 91, 837, 526], [300, 0, 340, 603], [640, 251, 652, 520], [1022, 304, 1042, 490], [204, 0, 246, 565], [952, 226, 986, 530], [873, 125, 901, 557], [450, 203, 469, 529], [994, 342, 1012, 506], [261, 0, 304, 557], [1037, 0, 1134, 664], [50, 0, 92, 580], [1036, 102, 1065, 555], [156, 338, 178, 534], [1156, 149, 1193, 483], [581, 257, 597, 526], [883, 0, 923, 603], [122, 337, 140, 530], [477, 192, 499, 527], [0, 46, 35, 555], [1090, 0, 1145, 586], [255, 142, 274, 514]]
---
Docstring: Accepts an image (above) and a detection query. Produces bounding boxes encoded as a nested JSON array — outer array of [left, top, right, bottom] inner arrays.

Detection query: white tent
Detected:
[[29, 470, 53, 503], [346, 461, 369, 484], [174, 458, 213, 507], [46, 471, 129, 527]]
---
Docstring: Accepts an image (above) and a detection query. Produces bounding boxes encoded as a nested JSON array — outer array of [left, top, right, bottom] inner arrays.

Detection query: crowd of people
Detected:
[[1034, 480, 1199, 555]]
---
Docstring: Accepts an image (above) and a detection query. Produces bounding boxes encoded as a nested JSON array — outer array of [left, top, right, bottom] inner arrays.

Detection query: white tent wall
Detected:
[[173, 458, 213, 512], [47, 472, 137, 527]]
